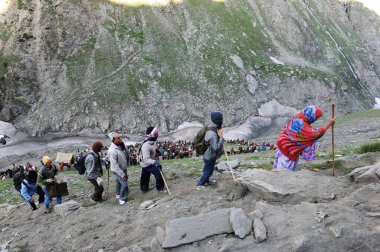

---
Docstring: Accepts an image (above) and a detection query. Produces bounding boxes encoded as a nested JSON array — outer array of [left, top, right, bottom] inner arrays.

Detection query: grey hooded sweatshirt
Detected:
[[203, 123, 224, 161]]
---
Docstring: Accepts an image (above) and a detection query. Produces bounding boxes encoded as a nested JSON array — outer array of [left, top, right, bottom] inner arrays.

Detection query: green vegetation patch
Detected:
[[65, 37, 97, 86], [356, 142, 380, 154], [0, 179, 23, 205]]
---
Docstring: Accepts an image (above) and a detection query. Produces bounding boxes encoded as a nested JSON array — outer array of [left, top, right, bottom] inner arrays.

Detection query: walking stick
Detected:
[[224, 148, 236, 182], [332, 104, 335, 176], [159, 169, 172, 196], [104, 163, 110, 200]]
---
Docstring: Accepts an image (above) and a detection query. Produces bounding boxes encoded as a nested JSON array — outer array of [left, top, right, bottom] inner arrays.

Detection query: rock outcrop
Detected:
[[0, 0, 379, 136]]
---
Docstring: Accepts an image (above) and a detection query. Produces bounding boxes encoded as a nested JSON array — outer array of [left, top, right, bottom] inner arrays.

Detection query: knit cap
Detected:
[[211, 111, 223, 126]]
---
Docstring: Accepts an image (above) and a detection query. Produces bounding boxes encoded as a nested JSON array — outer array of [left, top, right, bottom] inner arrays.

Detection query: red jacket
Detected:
[[277, 106, 327, 161]]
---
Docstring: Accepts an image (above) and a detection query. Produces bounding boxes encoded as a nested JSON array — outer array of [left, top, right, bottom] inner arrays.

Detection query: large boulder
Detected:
[[237, 169, 351, 204], [216, 159, 241, 172], [162, 208, 233, 248], [348, 162, 380, 184], [54, 200, 81, 217]]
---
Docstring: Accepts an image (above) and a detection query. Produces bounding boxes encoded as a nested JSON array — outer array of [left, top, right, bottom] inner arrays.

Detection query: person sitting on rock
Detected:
[[38, 156, 61, 212], [85, 141, 104, 203], [274, 105, 335, 171], [140, 127, 165, 193], [21, 170, 45, 211]]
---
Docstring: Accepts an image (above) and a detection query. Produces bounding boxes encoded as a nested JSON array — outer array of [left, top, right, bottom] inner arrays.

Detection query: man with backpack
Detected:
[[14, 165, 45, 207], [85, 141, 104, 203], [107, 132, 130, 205], [20, 170, 44, 211], [197, 111, 224, 190], [139, 127, 165, 193], [38, 156, 61, 213]]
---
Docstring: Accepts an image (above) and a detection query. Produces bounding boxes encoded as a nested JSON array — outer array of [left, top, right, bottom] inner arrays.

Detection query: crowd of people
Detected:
[[0, 105, 335, 212]]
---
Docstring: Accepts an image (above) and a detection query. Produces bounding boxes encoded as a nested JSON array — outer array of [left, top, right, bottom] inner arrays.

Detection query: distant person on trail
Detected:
[[197, 111, 224, 190], [85, 141, 104, 203], [274, 105, 335, 171], [20, 170, 44, 211], [107, 132, 130, 205], [139, 127, 165, 193], [38, 156, 61, 212]]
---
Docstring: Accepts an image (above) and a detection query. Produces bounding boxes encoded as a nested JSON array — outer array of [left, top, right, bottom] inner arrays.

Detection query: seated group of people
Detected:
[[227, 142, 276, 155], [127, 140, 194, 165]]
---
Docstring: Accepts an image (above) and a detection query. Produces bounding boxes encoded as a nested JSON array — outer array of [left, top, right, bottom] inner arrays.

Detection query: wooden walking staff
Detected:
[[224, 148, 237, 182], [160, 170, 172, 196], [332, 104, 335, 176]]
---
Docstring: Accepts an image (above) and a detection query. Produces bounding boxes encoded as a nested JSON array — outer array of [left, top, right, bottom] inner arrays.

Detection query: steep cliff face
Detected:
[[0, 0, 379, 136]]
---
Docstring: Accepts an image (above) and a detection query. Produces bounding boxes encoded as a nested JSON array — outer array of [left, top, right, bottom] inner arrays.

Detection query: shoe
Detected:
[[205, 180, 216, 186], [89, 198, 97, 204], [197, 185, 204, 190], [44, 206, 52, 213], [115, 195, 120, 199], [119, 199, 126, 205], [157, 189, 167, 194]]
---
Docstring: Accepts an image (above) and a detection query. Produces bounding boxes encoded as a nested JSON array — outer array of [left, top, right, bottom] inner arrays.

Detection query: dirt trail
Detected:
[[0, 110, 380, 251]]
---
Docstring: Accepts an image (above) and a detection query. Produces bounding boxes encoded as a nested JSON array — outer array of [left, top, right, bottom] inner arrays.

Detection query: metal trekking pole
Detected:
[[223, 146, 236, 182], [332, 104, 335, 176]]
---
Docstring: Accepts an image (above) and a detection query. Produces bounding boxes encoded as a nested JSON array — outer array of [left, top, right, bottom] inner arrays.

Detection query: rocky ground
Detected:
[[0, 109, 380, 252]]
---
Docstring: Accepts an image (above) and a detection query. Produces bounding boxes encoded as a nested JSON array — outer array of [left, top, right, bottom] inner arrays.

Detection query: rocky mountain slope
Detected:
[[0, 0, 380, 136], [0, 109, 379, 252]]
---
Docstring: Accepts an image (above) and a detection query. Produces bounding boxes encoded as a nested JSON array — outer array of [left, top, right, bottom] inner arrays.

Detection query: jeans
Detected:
[[43, 187, 62, 207], [113, 172, 128, 201], [197, 158, 216, 186], [88, 179, 104, 202], [140, 164, 164, 191]]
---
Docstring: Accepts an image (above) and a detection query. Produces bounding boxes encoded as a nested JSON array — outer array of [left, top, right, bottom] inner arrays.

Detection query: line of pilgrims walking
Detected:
[[7, 106, 334, 211]]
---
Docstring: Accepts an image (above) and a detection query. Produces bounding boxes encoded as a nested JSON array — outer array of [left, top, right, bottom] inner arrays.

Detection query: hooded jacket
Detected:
[[277, 105, 327, 161], [203, 123, 224, 161], [20, 179, 38, 202]]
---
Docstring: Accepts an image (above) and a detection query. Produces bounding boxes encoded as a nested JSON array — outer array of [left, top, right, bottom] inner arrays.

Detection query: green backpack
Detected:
[[194, 127, 217, 156]]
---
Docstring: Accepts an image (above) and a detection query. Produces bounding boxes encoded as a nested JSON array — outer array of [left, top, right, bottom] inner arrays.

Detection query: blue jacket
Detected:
[[20, 180, 38, 202]]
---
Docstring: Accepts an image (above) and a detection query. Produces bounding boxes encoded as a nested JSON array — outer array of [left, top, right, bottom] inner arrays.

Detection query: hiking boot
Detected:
[[157, 189, 167, 194], [196, 185, 204, 191], [119, 199, 126, 205]]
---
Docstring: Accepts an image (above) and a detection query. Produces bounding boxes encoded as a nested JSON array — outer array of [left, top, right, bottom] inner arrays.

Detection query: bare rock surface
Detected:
[[348, 161, 380, 183], [54, 200, 81, 217], [229, 208, 252, 239], [163, 208, 233, 248], [216, 159, 241, 172], [237, 169, 352, 204], [253, 218, 267, 242]]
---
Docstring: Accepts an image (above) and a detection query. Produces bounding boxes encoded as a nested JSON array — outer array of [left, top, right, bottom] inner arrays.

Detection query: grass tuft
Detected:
[[356, 142, 380, 154]]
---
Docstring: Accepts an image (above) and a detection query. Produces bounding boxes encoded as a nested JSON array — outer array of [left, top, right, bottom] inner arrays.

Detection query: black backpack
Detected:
[[194, 127, 217, 156], [75, 153, 94, 175], [13, 172, 25, 191]]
